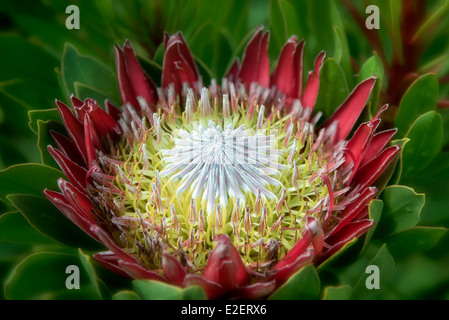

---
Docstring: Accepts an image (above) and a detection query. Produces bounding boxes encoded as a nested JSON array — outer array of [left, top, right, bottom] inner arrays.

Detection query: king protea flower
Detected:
[[45, 26, 400, 299]]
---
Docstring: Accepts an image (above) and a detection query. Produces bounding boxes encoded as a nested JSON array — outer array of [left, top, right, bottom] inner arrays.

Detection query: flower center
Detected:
[[160, 120, 283, 215]]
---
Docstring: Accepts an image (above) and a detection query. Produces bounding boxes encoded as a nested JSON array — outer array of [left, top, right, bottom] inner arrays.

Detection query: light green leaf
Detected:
[[385, 227, 447, 259], [377, 186, 425, 237], [28, 108, 61, 135], [182, 286, 207, 300], [395, 74, 439, 137], [61, 43, 119, 105], [323, 285, 352, 300], [363, 199, 383, 251], [112, 290, 141, 300], [133, 280, 183, 300], [401, 111, 443, 179], [0, 164, 63, 204], [388, 137, 409, 185], [0, 211, 55, 245]]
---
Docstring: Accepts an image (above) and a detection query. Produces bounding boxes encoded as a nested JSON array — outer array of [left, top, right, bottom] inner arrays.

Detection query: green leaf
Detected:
[[269, 0, 302, 57], [323, 285, 352, 300], [392, 254, 449, 299], [0, 137, 28, 170], [112, 290, 141, 300], [314, 58, 349, 120], [0, 211, 55, 245], [363, 199, 383, 250], [395, 74, 439, 137], [351, 244, 395, 299], [269, 264, 320, 300], [389, 0, 403, 63], [61, 43, 119, 104], [7, 194, 102, 250], [182, 286, 207, 300], [377, 186, 425, 237], [133, 280, 183, 300], [401, 111, 443, 179], [388, 137, 410, 185], [0, 164, 63, 204], [438, 108, 449, 147], [74, 82, 111, 107], [307, 0, 344, 58], [413, 0, 449, 42], [385, 227, 447, 259], [188, 22, 233, 80], [37, 119, 66, 168], [0, 35, 59, 109], [4, 251, 99, 300], [79, 249, 110, 300], [28, 108, 61, 135], [332, 26, 352, 85]]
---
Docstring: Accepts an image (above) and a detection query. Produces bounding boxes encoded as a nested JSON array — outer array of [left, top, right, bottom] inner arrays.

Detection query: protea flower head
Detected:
[[45, 26, 400, 299]]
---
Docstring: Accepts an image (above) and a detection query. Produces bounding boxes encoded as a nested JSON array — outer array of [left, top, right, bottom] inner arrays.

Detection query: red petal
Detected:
[[351, 145, 401, 192], [301, 51, 325, 109], [83, 115, 99, 168], [225, 58, 240, 83], [321, 219, 374, 261], [69, 94, 84, 110], [93, 252, 131, 279], [327, 187, 377, 237], [165, 32, 199, 83], [50, 131, 85, 167], [203, 234, 249, 292], [162, 252, 187, 287], [162, 32, 200, 93], [90, 224, 138, 264], [360, 129, 397, 167], [44, 188, 100, 242], [272, 36, 300, 98], [272, 249, 314, 285], [77, 98, 121, 138], [55, 100, 87, 164], [118, 260, 166, 282], [275, 216, 323, 270], [105, 99, 122, 121], [123, 40, 158, 109], [47, 145, 87, 190], [354, 206, 369, 221], [115, 44, 140, 111], [238, 280, 276, 299], [184, 275, 223, 300], [58, 179, 98, 222], [323, 77, 377, 142], [291, 39, 305, 100], [344, 119, 380, 183], [238, 26, 270, 89]]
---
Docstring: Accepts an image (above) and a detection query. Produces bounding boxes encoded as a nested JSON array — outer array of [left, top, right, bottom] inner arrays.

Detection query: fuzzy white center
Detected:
[[160, 120, 284, 215]]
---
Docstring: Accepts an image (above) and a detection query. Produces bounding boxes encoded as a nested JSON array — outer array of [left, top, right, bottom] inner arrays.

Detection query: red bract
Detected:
[[45, 27, 400, 299]]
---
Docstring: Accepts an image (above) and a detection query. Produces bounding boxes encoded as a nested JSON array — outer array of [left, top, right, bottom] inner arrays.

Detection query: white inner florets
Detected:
[[160, 120, 285, 215]]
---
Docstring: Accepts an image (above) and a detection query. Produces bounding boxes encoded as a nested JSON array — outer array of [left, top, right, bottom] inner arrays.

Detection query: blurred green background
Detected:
[[0, 0, 449, 300]]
